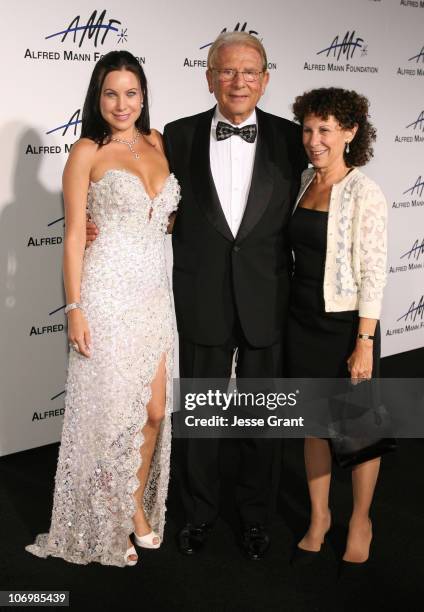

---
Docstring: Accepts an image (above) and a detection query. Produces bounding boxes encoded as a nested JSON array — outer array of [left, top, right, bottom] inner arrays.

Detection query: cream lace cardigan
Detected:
[[293, 167, 387, 319]]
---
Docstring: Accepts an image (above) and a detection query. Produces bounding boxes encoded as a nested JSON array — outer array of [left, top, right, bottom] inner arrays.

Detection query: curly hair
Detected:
[[292, 87, 376, 167]]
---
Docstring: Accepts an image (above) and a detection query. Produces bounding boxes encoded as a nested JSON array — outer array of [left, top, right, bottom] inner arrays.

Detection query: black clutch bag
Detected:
[[328, 379, 397, 469]]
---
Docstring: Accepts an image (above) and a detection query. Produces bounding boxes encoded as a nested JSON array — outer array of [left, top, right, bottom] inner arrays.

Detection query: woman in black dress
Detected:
[[287, 88, 388, 567]]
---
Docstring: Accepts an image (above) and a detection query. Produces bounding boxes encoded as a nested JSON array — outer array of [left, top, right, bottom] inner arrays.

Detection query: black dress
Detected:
[[287, 206, 380, 378]]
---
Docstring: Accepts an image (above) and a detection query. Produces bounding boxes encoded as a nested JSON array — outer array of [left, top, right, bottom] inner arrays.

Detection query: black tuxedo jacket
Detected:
[[163, 106, 307, 348]]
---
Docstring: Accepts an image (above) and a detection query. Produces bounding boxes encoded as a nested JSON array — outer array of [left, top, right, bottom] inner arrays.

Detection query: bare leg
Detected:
[[127, 354, 167, 559], [343, 457, 380, 562], [298, 438, 332, 551]]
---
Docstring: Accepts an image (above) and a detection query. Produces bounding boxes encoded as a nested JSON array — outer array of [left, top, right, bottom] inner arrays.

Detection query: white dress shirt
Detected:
[[210, 107, 257, 237]]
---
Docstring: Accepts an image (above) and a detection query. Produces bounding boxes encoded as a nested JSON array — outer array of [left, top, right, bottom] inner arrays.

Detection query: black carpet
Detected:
[[1, 348, 423, 612]]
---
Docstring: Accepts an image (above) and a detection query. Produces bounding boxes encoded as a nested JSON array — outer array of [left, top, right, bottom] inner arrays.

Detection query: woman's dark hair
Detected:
[[292, 87, 376, 167], [81, 50, 150, 145]]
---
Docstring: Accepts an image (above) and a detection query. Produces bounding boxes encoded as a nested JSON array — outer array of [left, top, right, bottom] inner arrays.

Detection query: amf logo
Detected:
[[46, 110, 82, 138], [200, 21, 261, 50], [304, 30, 377, 74], [317, 30, 365, 61], [46, 9, 126, 47]]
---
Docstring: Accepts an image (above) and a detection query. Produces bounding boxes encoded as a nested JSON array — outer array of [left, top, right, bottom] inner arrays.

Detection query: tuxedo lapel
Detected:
[[235, 108, 274, 243], [190, 107, 233, 242]]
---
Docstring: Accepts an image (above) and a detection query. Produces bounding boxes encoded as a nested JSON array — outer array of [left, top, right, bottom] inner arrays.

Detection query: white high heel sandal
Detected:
[[134, 530, 161, 549], [124, 544, 139, 566]]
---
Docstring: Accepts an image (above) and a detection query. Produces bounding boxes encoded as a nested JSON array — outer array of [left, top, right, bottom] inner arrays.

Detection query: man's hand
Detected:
[[86, 217, 99, 248], [167, 212, 176, 234]]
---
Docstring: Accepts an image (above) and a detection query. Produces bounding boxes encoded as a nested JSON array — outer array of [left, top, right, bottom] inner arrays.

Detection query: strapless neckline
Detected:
[[90, 169, 175, 203]]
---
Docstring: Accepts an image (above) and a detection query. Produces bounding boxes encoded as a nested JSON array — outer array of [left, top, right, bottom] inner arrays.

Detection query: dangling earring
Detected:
[[345, 141, 350, 154]]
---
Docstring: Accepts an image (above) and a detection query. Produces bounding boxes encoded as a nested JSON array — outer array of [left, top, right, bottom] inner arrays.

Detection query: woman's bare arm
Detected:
[[63, 139, 96, 356]]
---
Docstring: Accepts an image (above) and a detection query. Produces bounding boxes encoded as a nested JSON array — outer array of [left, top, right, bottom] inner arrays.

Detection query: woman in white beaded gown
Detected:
[[26, 51, 180, 567]]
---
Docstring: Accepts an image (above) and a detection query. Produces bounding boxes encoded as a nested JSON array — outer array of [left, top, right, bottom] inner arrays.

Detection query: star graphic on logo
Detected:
[[117, 28, 128, 44], [361, 44, 368, 57]]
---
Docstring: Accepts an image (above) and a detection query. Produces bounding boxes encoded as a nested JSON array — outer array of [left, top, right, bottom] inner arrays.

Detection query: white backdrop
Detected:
[[1, 0, 423, 455]]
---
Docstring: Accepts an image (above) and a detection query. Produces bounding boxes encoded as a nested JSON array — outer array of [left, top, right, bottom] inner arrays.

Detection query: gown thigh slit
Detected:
[[141, 348, 173, 527]]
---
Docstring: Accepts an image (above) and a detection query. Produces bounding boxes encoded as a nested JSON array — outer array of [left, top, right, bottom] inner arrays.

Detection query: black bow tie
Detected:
[[216, 121, 257, 143]]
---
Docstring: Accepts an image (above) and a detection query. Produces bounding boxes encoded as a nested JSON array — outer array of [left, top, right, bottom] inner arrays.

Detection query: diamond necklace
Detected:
[[111, 130, 140, 159]]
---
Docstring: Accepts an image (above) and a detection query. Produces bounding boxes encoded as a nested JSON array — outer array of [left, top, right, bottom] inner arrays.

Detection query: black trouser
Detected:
[[177, 318, 283, 527]]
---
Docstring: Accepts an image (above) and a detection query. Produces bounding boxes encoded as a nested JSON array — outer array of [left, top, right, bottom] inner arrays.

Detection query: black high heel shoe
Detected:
[[338, 519, 373, 579], [291, 542, 325, 567], [291, 512, 331, 568], [338, 557, 370, 579]]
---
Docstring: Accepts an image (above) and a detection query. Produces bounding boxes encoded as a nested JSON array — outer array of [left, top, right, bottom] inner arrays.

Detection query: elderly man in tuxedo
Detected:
[[87, 32, 306, 559], [163, 32, 307, 560]]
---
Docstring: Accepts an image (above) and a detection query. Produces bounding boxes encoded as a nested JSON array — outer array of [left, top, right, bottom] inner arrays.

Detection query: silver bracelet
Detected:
[[357, 333, 375, 341], [64, 302, 83, 315]]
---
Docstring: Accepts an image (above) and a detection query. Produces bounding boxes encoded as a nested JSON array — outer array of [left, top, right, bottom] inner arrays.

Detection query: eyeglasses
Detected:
[[212, 69, 263, 83]]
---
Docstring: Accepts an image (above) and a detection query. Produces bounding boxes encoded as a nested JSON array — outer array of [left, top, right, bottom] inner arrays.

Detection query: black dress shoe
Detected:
[[241, 523, 270, 561], [177, 523, 212, 555]]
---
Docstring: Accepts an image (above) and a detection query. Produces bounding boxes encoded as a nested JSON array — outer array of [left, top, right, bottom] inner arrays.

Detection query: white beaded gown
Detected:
[[26, 169, 180, 567]]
